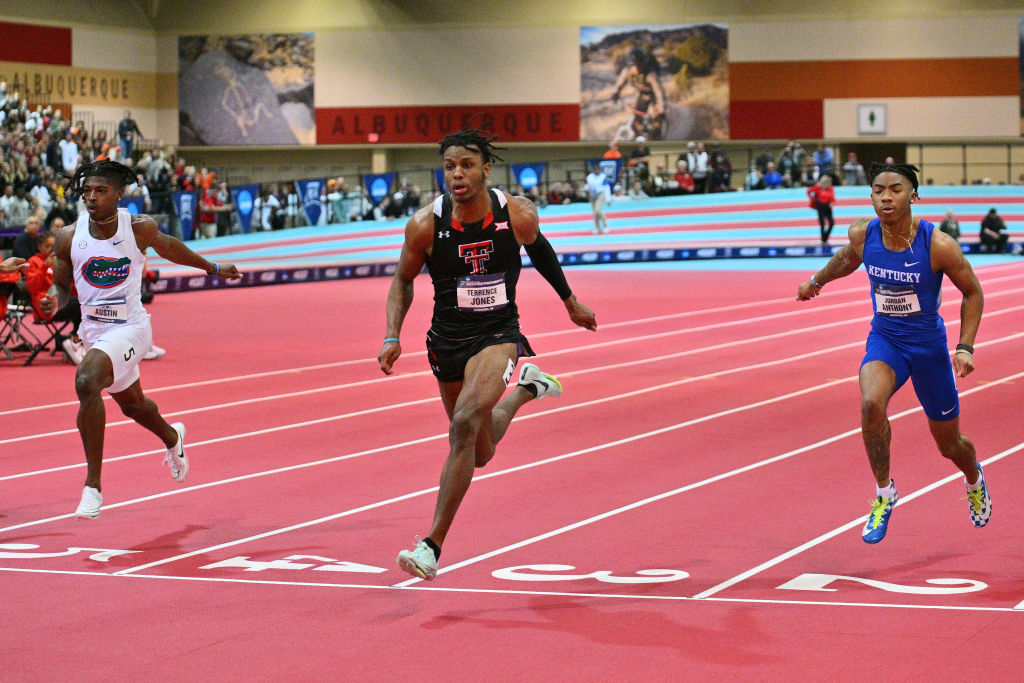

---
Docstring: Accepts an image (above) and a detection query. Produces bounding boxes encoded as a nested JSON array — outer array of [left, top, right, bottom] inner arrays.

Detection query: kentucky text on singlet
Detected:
[[862, 217, 946, 340], [426, 188, 522, 339]]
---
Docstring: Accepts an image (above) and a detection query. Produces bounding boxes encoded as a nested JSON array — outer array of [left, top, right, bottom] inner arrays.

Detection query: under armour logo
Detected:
[[439, 230, 450, 238], [459, 240, 494, 274]]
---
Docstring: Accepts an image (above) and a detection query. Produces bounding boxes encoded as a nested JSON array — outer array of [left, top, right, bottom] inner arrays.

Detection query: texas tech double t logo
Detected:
[[458, 240, 493, 274]]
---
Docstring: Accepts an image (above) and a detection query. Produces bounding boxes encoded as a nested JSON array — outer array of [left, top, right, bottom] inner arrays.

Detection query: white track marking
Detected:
[[5, 295, 1023, 449], [692, 441, 1024, 600], [105, 367, 1024, 577], [5, 265, 1019, 417], [0, 566, 1021, 613]]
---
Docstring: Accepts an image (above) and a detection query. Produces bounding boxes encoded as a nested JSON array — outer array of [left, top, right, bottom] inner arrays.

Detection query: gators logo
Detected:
[[82, 256, 131, 289]]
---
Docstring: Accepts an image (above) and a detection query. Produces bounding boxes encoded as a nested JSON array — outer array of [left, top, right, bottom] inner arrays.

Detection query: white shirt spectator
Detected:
[[253, 194, 281, 230], [58, 137, 80, 174]]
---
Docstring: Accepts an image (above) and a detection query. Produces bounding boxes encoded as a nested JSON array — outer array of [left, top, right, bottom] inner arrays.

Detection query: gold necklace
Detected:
[[881, 216, 916, 252], [90, 213, 119, 225]]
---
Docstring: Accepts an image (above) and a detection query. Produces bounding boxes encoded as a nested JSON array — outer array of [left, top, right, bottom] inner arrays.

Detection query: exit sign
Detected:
[[858, 104, 887, 135]]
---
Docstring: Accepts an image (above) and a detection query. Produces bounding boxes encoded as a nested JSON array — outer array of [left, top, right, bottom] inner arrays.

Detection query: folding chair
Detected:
[[1, 283, 42, 360], [25, 308, 74, 366]]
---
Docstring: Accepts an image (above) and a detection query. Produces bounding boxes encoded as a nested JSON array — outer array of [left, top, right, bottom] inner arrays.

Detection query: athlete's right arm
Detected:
[[379, 208, 432, 375], [40, 226, 75, 316], [796, 218, 868, 301]]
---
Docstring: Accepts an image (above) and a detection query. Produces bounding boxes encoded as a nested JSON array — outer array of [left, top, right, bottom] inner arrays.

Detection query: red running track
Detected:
[[2, 263, 1023, 679]]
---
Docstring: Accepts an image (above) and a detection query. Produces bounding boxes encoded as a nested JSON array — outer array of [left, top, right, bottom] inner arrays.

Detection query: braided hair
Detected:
[[868, 162, 920, 193], [67, 159, 138, 197], [438, 124, 506, 164]]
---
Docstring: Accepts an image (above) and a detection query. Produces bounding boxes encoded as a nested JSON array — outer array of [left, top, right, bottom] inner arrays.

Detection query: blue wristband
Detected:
[[810, 275, 823, 288], [383, 337, 400, 344], [210, 262, 220, 276]]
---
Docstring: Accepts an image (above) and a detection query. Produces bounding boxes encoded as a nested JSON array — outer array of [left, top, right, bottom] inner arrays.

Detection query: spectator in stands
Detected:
[[686, 141, 710, 193], [198, 186, 228, 239], [326, 177, 348, 223], [843, 152, 867, 185], [709, 145, 732, 192], [672, 159, 695, 194], [799, 156, 819, 187], [546, 182, 571, 206], [754, 146, 773, 173], [25, 229, 83, 363], [938, 209, 961, 241], [807, 174, 836, 245], [628, 180, 649, 199], [47, 215, 67, 236], [979, 208, 1008, 253], [744, 165, 765, 191], [125, 173, 152, 213], [283, 181, 304, 227], [813, 143, 835, 175], [777, 145, 798, 187], [58, 129, 80, 175], [45, 196, 77, 230], [602, 139, 622, 160], [117, 110, 143, 162], [253, 184, 282, 230], [4, 185, 34, 229], [12, 214, 44, 259], [214, 182, 234, 236], [763, 161, 784, 189]]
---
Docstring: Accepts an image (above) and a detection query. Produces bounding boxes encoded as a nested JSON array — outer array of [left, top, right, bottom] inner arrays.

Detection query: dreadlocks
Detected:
[[68, 159, 138, 196], [438, 124, 506, 164], [868, 162, 920, 193]]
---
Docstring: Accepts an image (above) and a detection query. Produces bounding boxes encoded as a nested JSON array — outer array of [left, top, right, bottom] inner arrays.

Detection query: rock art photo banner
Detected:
[[178, 34, 315, 146]]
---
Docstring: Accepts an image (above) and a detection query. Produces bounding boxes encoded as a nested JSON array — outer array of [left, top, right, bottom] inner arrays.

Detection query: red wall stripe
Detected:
[[731, 58, 1017, 100], [729, 99, 823, 140], [0, 21, 72, 66]]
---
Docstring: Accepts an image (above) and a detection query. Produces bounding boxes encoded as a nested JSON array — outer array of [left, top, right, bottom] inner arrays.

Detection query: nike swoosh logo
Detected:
[[942, 407, 956, 415], [904, 261, 919, 267], [113, 240, 124, 245]]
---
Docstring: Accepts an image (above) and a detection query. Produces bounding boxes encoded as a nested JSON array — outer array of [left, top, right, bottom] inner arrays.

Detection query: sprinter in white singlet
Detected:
[[41, 160, 241, 520]]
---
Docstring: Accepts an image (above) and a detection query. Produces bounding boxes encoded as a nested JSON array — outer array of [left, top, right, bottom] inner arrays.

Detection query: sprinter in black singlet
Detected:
[[380, 126, 597, 580]]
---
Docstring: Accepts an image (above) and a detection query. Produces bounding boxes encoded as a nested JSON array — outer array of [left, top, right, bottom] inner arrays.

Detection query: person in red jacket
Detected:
[[808, 174, 836, 244], [25, 231, 84, 363]]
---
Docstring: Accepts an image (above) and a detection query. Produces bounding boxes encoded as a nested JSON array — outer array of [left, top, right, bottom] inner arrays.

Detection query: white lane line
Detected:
[[390, 369, 1024, 587], [109, 367, 1024, 579], [8, 265, 1019, 417], [0, 567, 1020, 614], [6, 294, 1023, 449], [692, 441, 1024, 600]]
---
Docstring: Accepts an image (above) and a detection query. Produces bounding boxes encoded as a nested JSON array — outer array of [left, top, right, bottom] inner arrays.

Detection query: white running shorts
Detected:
[[85, 320, 152, 393]]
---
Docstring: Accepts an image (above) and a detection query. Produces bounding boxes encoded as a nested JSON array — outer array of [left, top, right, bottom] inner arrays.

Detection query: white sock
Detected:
[[966, 469, 983, 490], [876, 480, 896, 499]]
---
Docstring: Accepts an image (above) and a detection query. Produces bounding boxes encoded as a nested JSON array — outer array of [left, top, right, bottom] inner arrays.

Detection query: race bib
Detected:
[[873, 283, 921, 318], [456, 273, 508, 312], [83, 297, 128, 324]]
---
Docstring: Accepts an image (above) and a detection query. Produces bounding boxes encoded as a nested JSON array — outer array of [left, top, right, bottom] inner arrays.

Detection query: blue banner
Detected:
[[172, 191, 196, 241], [434, 168, 446, 193], [511, 162, 546, 190], [230, 184, 260, 233], [296, 178, 325, 226], [119, 197, 145, 215], [364, 173, 395, 206], [590, 157, 623, 186]]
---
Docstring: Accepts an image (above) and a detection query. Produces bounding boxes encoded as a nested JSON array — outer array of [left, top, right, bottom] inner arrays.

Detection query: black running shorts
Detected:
[[425, 327, 535, 382]]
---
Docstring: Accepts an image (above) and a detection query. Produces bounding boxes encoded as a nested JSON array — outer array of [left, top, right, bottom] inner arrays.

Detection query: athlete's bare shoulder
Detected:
[[404, 201, 435, 253]]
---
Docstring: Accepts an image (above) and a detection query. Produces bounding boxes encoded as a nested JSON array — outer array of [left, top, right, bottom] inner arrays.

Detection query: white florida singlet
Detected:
[[71, 208, 149, 342]]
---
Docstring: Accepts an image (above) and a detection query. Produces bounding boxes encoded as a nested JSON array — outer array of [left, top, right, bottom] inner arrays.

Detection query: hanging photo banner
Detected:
[[296, 178, 325, 225], [229, 184, 260, 233], [172, 191, 196, 241], [511, 163, 546, 190], [363, 172, 395, 206], [434, 168, 446, 193]]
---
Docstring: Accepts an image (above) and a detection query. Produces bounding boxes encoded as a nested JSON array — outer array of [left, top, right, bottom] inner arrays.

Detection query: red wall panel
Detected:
[[0, 21, 72, 66], [729, 100, 823, 140]]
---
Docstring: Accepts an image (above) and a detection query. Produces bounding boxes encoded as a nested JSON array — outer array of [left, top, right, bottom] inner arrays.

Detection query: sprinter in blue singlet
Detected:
[[796, 163, 990, 544]]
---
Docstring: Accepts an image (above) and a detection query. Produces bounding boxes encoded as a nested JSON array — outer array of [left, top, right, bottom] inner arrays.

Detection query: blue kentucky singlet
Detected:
[[862, 217, 945, 340]]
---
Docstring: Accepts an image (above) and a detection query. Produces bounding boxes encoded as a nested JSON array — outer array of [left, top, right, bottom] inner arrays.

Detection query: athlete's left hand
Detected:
[[952, 351, 975, 378], [212, 263, 242, 280], [565, 295, 597, 331]]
